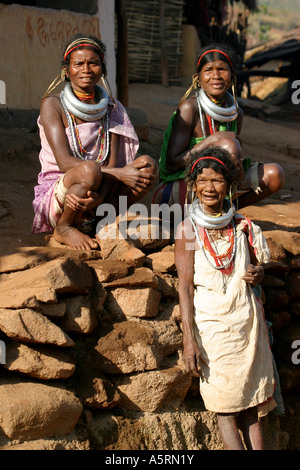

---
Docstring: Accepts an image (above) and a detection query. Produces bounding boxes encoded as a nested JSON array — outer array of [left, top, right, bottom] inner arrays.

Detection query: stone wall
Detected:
[[0, 216, 299, 450]]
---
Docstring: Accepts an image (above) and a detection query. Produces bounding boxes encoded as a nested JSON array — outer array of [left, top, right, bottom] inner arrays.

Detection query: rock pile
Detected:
[[0, 216, 299, 450]]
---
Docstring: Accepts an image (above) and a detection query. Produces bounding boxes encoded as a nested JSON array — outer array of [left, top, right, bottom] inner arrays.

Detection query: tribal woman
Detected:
[[153, 44, 285, 210], [175, 146, 278, 450], [32, 34, 156, 250]]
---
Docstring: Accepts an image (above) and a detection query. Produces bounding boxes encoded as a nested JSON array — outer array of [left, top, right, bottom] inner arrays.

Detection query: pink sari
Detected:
[[32, 100, 139, 233]]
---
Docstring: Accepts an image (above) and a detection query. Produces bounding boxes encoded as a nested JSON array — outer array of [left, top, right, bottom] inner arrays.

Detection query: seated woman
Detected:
[[32, 34, 156, 250], [175, 146, 278, 450], [153, 44, 285, 209]]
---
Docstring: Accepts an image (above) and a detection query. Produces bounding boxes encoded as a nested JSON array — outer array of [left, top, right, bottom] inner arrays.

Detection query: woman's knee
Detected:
[[136, 155, 158, 175], [261, 163, 285, 193], [65, 160, 102, 190]]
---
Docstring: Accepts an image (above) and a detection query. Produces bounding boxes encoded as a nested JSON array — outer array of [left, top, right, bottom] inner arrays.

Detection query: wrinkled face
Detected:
[[198, 59, 232, 100], [66, 48, 102, 92], [193, 167, 228, 214]]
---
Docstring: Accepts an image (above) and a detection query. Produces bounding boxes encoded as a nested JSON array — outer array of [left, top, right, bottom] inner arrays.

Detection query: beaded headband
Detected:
[[191, 157, 229, 174], [64, 38, 104, 62], [197, 49, 233, 70]]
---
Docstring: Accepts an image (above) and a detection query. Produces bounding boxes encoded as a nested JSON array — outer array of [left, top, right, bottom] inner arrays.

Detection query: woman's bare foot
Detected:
[[54, 224, 98, 250]]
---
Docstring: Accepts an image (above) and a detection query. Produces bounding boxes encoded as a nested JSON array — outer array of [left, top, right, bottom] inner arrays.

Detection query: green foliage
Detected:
[[247, 0, 300, 45]]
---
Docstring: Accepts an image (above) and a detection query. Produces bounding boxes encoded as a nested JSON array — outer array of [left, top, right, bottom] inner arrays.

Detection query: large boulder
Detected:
[[0, 380, 82, 441]]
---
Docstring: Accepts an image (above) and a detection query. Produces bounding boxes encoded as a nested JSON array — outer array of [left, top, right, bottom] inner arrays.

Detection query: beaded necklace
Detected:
[[61, 96, 110, 164], [73, 89, 96, 102], [70, 113, 109, 163], [189, 200, 237, 292], [199, 223, 236, 275]]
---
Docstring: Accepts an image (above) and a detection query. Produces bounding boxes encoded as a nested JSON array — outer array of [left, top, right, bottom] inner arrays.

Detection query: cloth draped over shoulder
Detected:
[[32, 99, 139, 234], [191, 211, 276, 416]]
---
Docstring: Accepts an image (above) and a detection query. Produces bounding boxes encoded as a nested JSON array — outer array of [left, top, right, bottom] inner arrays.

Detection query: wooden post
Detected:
[[159, 0, 168, 86], [115, 0, 129, 106]]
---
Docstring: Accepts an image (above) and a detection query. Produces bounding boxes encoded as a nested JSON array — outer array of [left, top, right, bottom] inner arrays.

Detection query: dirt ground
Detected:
[[0, 82, 299, 257]]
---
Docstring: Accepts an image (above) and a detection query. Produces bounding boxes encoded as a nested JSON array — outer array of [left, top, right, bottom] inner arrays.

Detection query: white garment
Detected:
[[193, 214, 276, 416]]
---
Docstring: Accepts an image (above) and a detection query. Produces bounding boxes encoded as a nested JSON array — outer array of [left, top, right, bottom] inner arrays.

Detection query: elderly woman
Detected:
[[153, 43, 284, 209], [32, 34, 156, 250], [175, 146, 277, 450]]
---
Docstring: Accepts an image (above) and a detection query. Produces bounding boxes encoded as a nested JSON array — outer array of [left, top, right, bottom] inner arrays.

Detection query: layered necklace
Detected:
[[196, 88, 238, 138], [188, 199, 237, 292], [60, 83, 110, 164]]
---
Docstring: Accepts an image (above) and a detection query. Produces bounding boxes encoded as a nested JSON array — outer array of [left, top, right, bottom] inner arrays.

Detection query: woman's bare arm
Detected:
[[175, 219, 201, 377]]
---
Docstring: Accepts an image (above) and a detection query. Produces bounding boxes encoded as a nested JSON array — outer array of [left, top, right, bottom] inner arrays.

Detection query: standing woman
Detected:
[[175, 146, 277, 450], [32, 34, 156, 250], [153, 44, 284, 209]]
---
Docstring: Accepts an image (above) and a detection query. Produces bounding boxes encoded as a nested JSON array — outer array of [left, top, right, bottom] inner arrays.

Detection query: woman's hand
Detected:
[[183, 339, 202, 377], [242, 264, 264, 287], [65, 190, 103, 213], [118, 159, 156, 192]]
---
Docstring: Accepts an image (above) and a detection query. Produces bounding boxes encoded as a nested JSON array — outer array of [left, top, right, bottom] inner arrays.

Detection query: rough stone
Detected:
[[144, 251, 176, 273], [96, 221, 133, 260], [0, 257, 93, 306], [264, 288, 290, 310], [112, 366, 192, 412], [0, 249, 45, 273], [265, 230, 300, 257], [286, 272, 300, 299], [0, 380, 82, 440], [87, 259, 129, 283], [264, 261, 289, 276], [289, 258, 300, 272], [120, 246, 146, 267], [80, 376, 121, 410], [4, 341, 76, 379], [268, 310, 291, 331], [106, 286, 161, 319], [39, 301, 67, 318], [103, 267, 159, 289], [94, 321, 164, 374], [261, 274, 286, 287], [124, 215, 171, 252], [96, 214, 170, 259], [146, 319, 182, 356], [0, 292, 40, 310], [0, 308, 74, 346], [59, 295, 98, 335], [156, 273, 179, 299], [263, 234, 287, 263]]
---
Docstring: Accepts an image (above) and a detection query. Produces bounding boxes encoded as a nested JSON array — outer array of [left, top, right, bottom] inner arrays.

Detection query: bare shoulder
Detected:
[[175, 217, 196, 249], [40, 94, 64, 125], [177, 96, 198, 124], [40, 94, 62, 114]]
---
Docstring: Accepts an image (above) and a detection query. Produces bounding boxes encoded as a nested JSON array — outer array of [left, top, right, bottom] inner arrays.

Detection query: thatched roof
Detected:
[[245, 27, 300, 68]]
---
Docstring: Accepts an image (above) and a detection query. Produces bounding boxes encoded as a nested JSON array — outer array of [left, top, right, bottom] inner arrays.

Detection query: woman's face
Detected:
[[66, 48, 102, 92], [193, 167, 228, 214], [198, 59, 232, 100]]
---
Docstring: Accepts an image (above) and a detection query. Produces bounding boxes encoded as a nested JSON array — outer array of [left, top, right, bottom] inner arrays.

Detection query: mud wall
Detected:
[[0, 1, 115, 111]]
